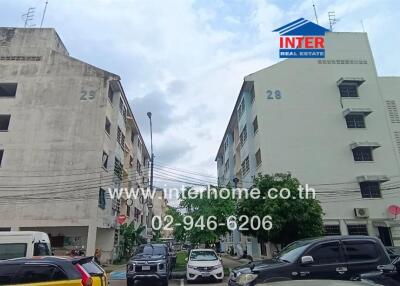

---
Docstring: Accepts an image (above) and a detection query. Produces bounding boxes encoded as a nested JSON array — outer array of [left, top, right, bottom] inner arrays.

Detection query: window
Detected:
[[137, 160, 142, 175], [129, 156, 134, 167], [134, 207, 141, 220], [339, 85, 358, 97], [102, 151, 109, 169], [126, 205, 131, 216], [0, 115, 10, 131], [119, 98, 127, 121], [352, 147, 373, 161], [250, 87, 255, 104], [241, 156, 250, 176], [0, 83, 17, 97], [224, 159, 230, 174], [239, 125, 247, 147], [347, 224, 369, 236], [306, 241, 343, 264], [0, 264, 20, 284], [237, 99, 245, 118], [346, 114, 365, 128], [131, 131, 135, 144], [108, 86, 113, 102], [343, 241, 378, 261], [114, 158, 123, 180], [33, 243, 50, 256], [224, 137, 229, 152], [324, 225, 341, 236], [17, 265, 67, 283], [253, 117, 258, 134], [255, 149, 262, 166], [105, 117, 111, 135], [117, 127, 125, 147], [98, 188, 106, 209], [0, 243, 27, 260], [360, 181, 381, 198], [138, 138, 143, 151], [0, 149, 3, 167]]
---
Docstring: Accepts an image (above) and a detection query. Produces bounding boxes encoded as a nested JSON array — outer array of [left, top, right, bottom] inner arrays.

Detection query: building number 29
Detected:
[[266, 89, 282, 99], [80, 90, 96, 100]]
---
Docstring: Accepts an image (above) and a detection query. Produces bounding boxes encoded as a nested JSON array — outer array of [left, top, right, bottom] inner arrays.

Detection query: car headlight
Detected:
[[237, 273, 258, 285], [187, 264, 196, 269]]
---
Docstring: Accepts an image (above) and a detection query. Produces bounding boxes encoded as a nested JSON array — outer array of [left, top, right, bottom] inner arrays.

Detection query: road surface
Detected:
[[110, 278, 229, 286]]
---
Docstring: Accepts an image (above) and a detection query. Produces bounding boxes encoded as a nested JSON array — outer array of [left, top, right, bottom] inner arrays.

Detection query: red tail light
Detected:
[[75, 264, 93, 286]]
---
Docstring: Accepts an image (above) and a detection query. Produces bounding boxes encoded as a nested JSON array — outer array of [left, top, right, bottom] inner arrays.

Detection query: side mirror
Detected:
[[301, 256, 314, 265]]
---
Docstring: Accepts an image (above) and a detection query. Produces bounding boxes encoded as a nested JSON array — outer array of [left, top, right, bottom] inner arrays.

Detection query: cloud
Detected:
[[130, 89, 176, 134], [1, 0, 399, 179], [155, 140, 194, 165]]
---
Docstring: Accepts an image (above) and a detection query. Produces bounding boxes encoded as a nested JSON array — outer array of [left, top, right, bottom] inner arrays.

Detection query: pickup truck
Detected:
[[126, 243, 172, 286], [228, 236, 391, 286]]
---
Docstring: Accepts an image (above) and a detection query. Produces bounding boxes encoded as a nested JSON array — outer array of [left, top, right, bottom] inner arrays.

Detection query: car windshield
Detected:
[[275, 240, 313, 263], [134, 245, 166, 256], [190, 250, 218, 261]]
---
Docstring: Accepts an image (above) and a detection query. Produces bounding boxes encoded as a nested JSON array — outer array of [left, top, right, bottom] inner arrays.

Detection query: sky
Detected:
[[1, 0, 399, 190]]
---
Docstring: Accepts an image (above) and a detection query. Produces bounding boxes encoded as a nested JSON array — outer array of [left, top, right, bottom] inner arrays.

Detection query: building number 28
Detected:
[[266, 89, 282, 99]]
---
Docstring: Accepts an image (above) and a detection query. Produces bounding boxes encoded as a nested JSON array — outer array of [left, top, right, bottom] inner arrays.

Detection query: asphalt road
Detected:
[[110, 278, 229, 286]]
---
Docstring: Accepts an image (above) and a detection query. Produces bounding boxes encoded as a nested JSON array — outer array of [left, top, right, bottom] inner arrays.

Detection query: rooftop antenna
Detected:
[[328, 11, 338, 31], [22, 7, 36, 28], [40, 1, 49, 28], [361, 20, 366, 32], [312, 0, 319, 24]]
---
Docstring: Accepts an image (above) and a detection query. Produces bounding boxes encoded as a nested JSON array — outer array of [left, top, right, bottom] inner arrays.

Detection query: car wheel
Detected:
[[127, 279, 135, 286], [217, 279, 223, 283], [161, 278, 169, 286]]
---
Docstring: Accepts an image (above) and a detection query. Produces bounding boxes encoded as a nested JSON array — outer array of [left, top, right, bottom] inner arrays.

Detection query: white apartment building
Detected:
[[0, 28, 151, 263], [216, 32, 400, 257]]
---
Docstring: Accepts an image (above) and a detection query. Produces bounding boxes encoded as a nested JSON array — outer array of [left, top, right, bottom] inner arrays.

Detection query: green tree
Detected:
[[120, 222, 146, 257], [166, 207, 186, 242], [237, 173, 324, 247], [178, 187, 236, 245]]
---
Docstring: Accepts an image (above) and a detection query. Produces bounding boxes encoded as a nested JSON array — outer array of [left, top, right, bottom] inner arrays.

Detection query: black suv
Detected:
[[228, 236, 391, 286], [127, 243, 172, 286]]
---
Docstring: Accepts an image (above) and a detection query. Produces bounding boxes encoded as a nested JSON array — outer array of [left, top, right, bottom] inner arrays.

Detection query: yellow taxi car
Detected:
[[0, 256, 107, 286]]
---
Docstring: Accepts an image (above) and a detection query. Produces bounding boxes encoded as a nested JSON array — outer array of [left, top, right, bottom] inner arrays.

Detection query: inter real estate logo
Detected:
[[273, 18, 330, 59]]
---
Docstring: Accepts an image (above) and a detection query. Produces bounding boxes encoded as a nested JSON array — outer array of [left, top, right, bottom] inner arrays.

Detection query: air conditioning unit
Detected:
[[354, 208, 369, 218]]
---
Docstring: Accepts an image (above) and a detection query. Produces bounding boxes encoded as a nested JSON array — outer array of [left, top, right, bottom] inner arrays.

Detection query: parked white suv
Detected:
[[186, 249, 224, 283]]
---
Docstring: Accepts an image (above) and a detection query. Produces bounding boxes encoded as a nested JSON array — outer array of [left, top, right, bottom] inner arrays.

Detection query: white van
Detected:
[[0, 231, 52, 260]]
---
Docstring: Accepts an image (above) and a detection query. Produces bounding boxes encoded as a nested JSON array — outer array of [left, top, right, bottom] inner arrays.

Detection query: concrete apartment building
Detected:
[[0, 28, 151, 262], [216, 32, 400, 257]]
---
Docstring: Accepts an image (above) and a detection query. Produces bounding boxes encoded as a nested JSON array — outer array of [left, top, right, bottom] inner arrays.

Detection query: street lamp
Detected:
[[147, 112, 154, 201]]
